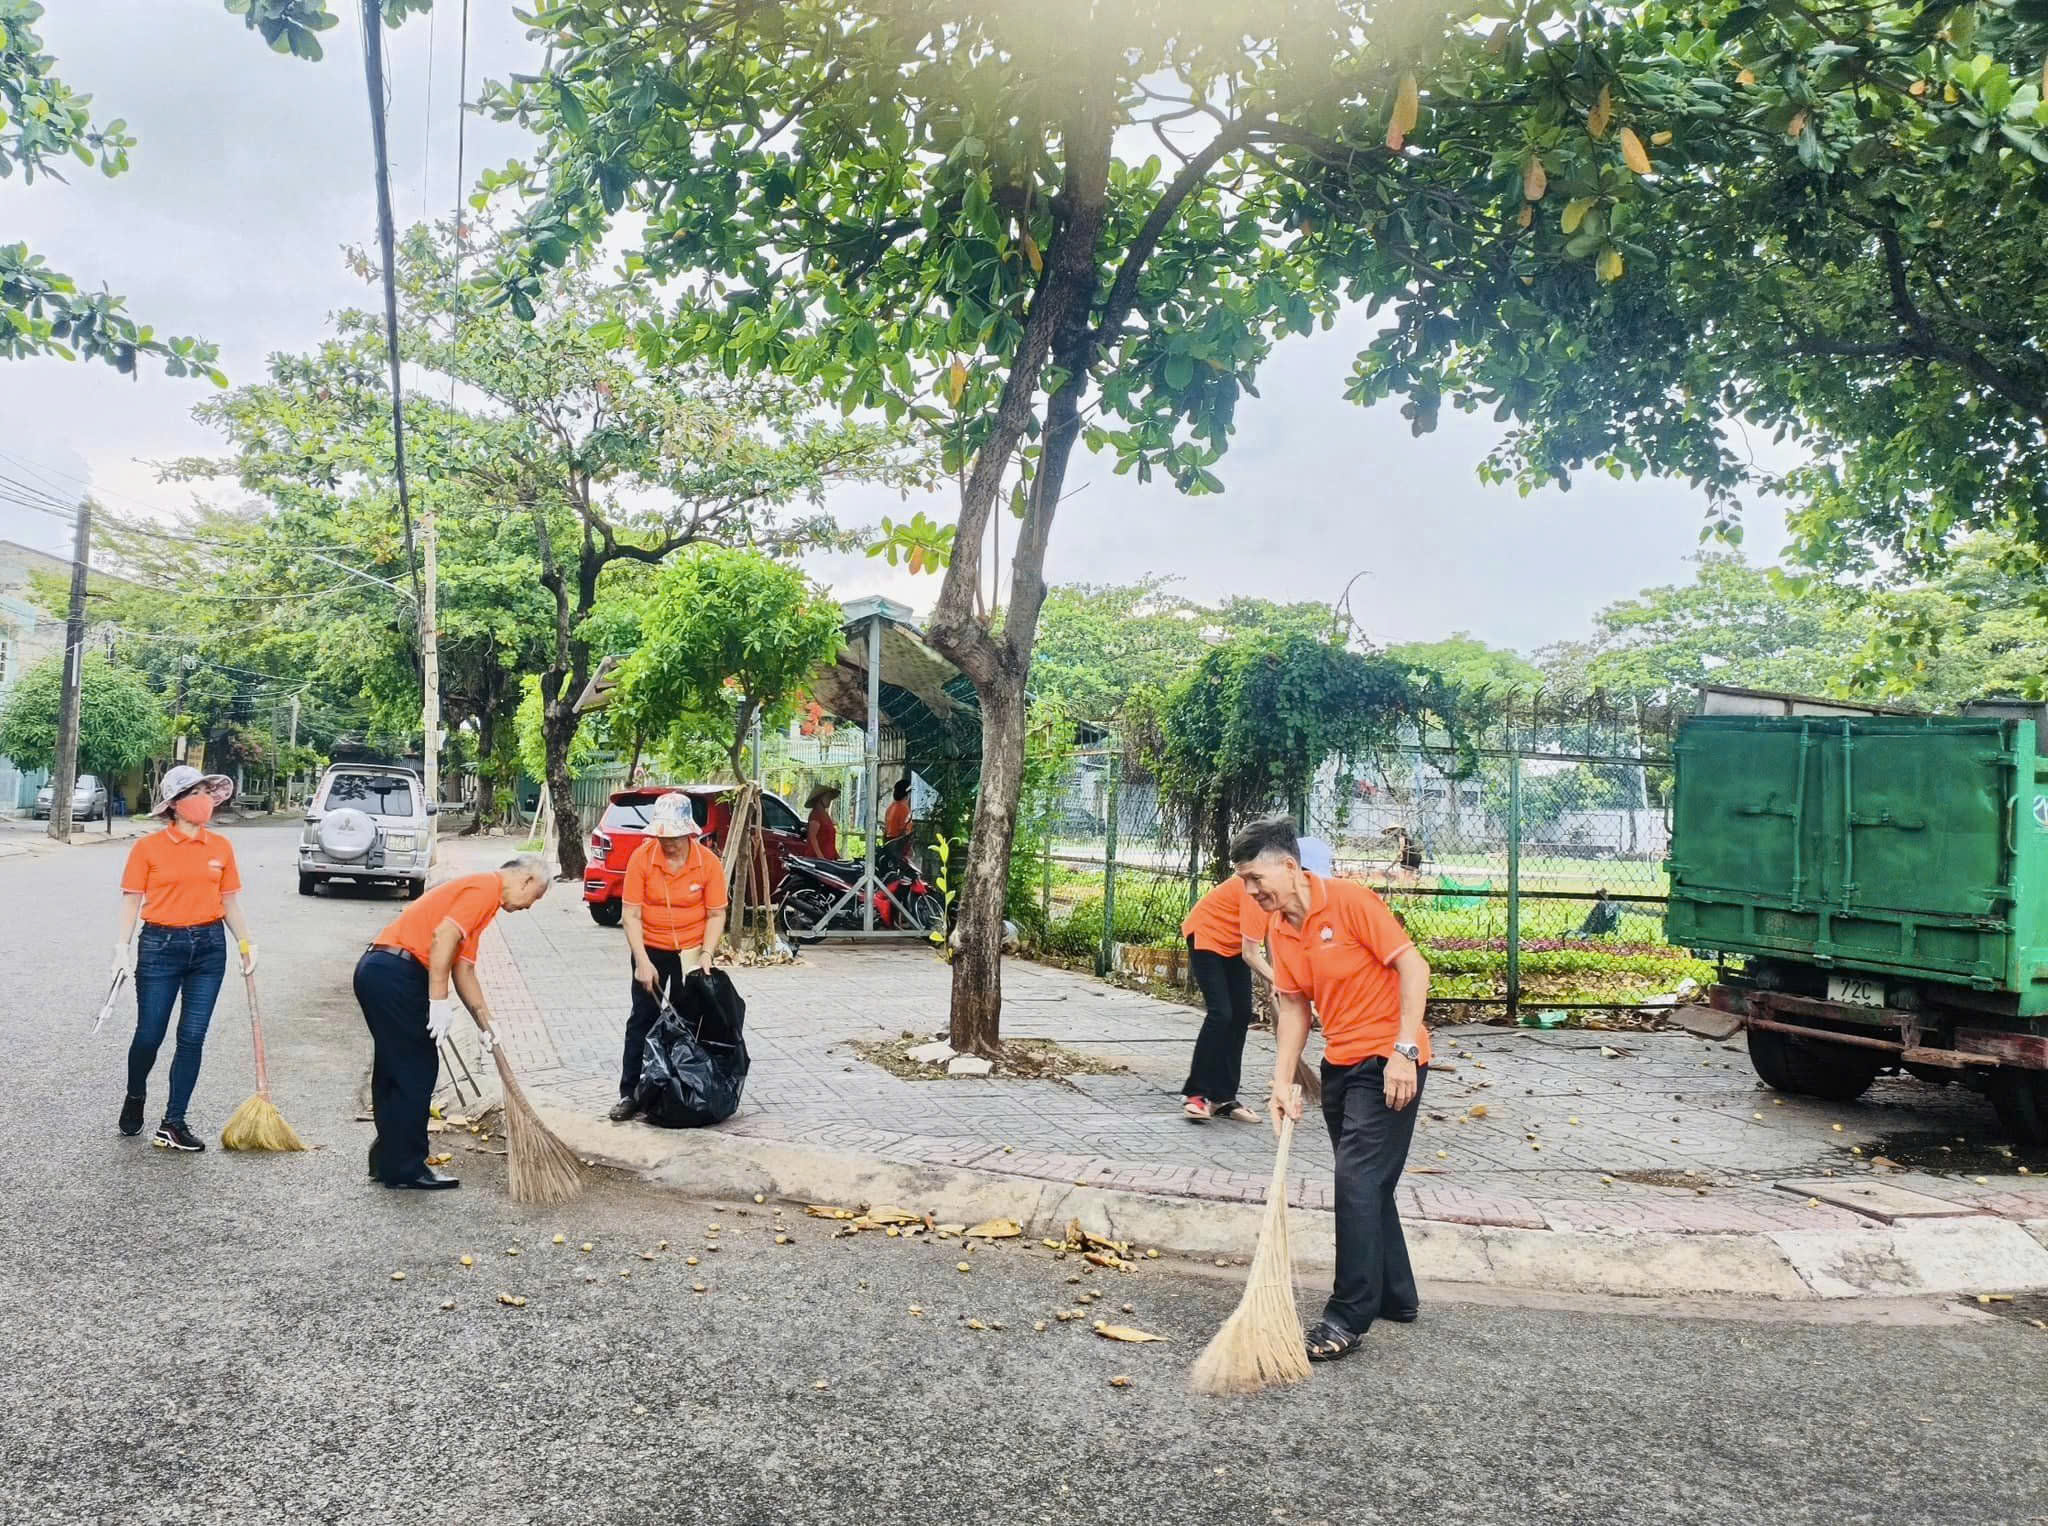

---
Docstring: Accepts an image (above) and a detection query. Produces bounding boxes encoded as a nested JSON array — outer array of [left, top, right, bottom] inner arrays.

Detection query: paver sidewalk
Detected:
[[455, 839, 2048, 1248]]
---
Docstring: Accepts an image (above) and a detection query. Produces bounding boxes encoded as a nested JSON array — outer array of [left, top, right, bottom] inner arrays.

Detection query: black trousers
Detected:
[[354, 950, 436, 1184], [1181, 939, 1255, 1105], [621, 946, 689, 1098], [1321, 1055, 1427, 1335]]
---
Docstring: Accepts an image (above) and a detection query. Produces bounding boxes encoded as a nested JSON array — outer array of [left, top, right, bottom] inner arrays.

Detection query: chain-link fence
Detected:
[[1020, 697, 1709, 1016]]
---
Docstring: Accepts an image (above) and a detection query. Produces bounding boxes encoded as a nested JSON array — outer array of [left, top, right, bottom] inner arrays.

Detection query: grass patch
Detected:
[[850, 1032, 1127, 1082]]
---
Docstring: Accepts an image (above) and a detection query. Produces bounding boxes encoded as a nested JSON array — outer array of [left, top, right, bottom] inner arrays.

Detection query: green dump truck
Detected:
[[1667, 711, 2048, 1143]]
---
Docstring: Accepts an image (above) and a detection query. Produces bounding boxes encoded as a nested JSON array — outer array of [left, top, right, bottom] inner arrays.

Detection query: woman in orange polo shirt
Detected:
[[113, 765, 258, 1152], [611, 792, 729, 1121], [1178, 871, 1271, 1122]]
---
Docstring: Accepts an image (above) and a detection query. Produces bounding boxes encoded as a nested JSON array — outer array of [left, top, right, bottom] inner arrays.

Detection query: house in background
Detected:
[[0, 541, 131, 815]]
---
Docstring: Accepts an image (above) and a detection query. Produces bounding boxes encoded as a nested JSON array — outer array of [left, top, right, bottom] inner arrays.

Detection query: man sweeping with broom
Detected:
[[1234, 817, 1432, 1365], [353, 857, 549, 1190]]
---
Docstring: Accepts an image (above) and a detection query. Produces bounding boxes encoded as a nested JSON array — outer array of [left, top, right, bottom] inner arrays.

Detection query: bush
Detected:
[[1044, 893, 1181, 959]]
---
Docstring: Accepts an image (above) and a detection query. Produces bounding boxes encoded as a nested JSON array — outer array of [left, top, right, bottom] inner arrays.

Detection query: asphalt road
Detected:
[[4, 821, 2045, 1526]]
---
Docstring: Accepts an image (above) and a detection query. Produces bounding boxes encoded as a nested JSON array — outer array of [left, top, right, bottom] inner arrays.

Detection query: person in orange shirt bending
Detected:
[[113, 765, 258, 1152], [355, 856, 550, 1189], [1235, 816, 1431, 1364], [611, 793, 729, 1122], [1178, 871, 1271, 1123]]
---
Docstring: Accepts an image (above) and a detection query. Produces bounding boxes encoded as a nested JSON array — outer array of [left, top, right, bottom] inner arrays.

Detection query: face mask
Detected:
[[173, 794, 215, 826]]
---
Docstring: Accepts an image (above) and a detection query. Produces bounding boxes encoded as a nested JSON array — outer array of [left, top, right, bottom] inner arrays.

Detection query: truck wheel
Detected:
[[1987, 1071, 2048, 1147], [1745, 1026, 1801, 1093], [1747, 1027, 1883, 1101], [588, 900, 623, 928]]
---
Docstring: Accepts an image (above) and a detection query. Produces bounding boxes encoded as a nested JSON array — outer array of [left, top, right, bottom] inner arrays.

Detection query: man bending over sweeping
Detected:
[[353, 857, 550, 1190], [1234, 817, 1432, 1363]]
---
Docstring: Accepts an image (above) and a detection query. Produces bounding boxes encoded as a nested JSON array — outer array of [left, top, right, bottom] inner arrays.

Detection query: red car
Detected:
[[582, 784, 810, 926]]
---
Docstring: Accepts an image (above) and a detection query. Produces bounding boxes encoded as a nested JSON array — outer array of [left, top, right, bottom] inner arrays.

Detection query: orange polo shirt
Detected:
[[1267, 874, 1429, 1067], [1181, 875, 1267, 958], [375, 872, 502, 967], [884, 798, 912, 840], [623, 837, 728, 952], [121, 826, 242, 927]]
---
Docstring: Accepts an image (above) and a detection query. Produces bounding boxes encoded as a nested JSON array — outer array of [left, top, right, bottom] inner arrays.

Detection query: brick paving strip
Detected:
[[439, 839, 2048, 1296]]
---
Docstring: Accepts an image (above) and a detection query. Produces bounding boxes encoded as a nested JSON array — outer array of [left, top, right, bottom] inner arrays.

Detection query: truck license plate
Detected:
[[1827, 975, 1885, 1009]]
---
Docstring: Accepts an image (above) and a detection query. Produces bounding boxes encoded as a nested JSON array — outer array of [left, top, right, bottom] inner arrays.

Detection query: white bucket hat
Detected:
[[154, 764, 234, 819], [644, 792, 702, 839]]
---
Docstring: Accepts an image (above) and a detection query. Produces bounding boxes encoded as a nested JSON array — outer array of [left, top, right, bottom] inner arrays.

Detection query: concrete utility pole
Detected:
[[422, 512, 440, 828], [47, 498, 90, 843]]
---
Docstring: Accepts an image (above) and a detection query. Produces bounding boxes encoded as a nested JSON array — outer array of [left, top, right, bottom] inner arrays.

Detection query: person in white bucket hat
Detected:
[[610, 792, 728, 1122], [111, 764, 257, 1152]]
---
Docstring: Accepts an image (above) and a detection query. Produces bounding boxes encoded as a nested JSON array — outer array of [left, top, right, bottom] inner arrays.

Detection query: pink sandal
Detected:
[[1183, 1096, 1212, 1121]]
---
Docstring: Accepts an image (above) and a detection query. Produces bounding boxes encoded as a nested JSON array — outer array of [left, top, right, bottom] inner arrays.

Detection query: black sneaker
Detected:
[[153, 1119, 205, 1153], [607, 1096, 641, 1123], [119, 1094, 145, 1137]]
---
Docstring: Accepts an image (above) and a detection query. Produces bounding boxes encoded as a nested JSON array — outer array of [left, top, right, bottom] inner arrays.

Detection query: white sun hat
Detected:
[[154, 764, 234, 818], [644, 792, 702, 839]]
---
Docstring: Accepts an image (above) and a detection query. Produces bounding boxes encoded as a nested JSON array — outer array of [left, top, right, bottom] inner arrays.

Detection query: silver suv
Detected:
[[299, 764, 435, 898]]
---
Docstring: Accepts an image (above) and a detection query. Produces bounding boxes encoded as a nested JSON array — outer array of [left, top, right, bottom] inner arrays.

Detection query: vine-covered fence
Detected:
[[1023, 696, 1706, 1017]]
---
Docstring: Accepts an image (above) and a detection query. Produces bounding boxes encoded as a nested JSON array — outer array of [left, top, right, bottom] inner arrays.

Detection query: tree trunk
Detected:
[[543, 705, 585, 879], [929, 96, 1115, 1053], [948, 684, 1025, 1054], [466, 705, 499, 835]]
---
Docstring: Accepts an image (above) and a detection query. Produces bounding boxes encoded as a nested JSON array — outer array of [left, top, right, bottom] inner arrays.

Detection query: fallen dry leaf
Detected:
[[1108, 1376, 1132, 1389], [1095, 1325, 1168, 1344], [965, 1319, 986, 1331], [497, 1293, 527, 1308], [865, 1207, 921, 1226], [438, 1299, 455, 1311], [966, 1218, 1023, 1239], [1467, 1104, 1489, 1119], [806, 1205, 856, 1220]]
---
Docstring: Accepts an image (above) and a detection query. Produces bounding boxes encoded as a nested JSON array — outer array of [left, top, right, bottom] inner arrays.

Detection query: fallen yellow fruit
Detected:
[[459, 1255, 474, 1268]]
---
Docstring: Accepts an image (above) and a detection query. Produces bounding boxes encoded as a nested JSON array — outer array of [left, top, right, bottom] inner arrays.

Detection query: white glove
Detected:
[[477, 1026, 497, 1057], [237, 939, 259, 977], [113, 941, 135, 979], [427, 999, 459, 1043]]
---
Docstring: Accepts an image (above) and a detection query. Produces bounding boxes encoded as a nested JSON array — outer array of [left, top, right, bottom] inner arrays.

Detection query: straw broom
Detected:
[[478, 1020, 583, 1204], [219, 972, 306, 1152], [1190, 1088, 1311, 1396]]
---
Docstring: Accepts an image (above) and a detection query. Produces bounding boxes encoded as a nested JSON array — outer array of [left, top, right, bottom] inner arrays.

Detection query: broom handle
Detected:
[[243, 972, 272, 1101], [1262, 1083, 1302, 1199]]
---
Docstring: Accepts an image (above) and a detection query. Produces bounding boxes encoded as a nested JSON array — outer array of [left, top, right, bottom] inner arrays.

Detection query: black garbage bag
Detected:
[[636, 969, 749, 1128]]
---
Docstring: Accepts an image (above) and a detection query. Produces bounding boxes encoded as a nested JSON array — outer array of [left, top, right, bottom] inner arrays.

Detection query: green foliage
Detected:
[[1385, 634, 1544, 700], [0, 0, 222, 377], [1043, 893, 1182, 962], [1022, 579, 1343, 728], [1329, 0, 2048, 577], [0, 654, 166, 779], [1543, 553, 1872, 707], [612, 548, 843, 779], [1157, 634, 1464, 860], [515, 675, 593, 783]]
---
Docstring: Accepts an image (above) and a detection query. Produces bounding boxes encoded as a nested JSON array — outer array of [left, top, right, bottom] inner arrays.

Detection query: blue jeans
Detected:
[[128, 922, 228, 1123]]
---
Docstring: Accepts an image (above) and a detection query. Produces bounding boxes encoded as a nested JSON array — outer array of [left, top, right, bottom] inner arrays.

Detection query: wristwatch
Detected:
[[1392, 1041, 1422, 1064]]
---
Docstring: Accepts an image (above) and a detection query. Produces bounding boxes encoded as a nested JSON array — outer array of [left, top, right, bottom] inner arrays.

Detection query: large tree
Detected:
[[390, 232, 911, 875], [1338, 0, 2048, 579], [0, 653, 165, 784], [481, 0, 1549, 1048]]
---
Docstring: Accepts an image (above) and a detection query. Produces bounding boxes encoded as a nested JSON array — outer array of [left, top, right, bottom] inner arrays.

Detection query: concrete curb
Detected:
[[539, 1105, 2048, 1302]]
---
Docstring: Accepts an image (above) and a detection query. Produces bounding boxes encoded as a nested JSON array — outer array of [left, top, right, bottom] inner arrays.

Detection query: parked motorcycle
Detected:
[[775, 852, 946, 942]]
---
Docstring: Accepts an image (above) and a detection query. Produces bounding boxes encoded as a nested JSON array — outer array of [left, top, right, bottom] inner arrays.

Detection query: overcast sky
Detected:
[[1, 0, 1792, 655]]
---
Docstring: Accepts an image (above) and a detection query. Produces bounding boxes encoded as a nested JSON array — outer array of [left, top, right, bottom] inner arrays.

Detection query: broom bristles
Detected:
[[1190, 1118, 1311, 1396], [219, 1093, 307, 1153], [491, 1044, 584, 1204]]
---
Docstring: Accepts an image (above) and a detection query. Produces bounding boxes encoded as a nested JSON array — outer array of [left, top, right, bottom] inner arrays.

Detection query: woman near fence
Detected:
[[1179, 870, 1271, 1122]]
